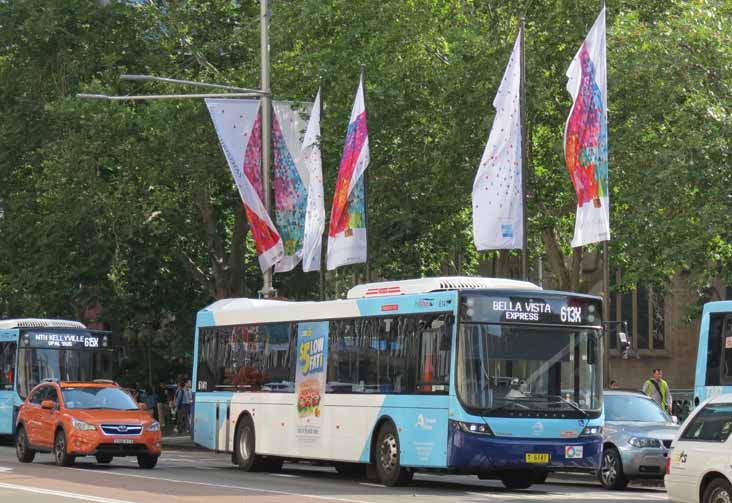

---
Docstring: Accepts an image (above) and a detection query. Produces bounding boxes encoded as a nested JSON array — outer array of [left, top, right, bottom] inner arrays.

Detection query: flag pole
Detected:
[[260, 0, 275, 298], [601, 1, 611, 388], [519, 18, 529, 281]]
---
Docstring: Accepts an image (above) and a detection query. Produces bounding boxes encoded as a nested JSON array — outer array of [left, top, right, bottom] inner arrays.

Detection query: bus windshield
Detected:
[[456, 324, 602, 417], [16, 347, 117, 399]]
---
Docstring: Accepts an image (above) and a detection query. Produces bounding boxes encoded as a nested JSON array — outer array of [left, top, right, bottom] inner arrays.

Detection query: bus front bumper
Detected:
[[447, 428, 602, 473]]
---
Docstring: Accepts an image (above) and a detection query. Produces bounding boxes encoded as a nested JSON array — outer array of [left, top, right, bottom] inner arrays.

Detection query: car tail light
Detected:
[[665, 456, 671, 475]]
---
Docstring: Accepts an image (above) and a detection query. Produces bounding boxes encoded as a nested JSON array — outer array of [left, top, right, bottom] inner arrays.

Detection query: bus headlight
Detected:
[[71, 418, 97, 431], [628, 436, 660, 448], [146, 421, 160, 432], [453, 420, 494, 436], [580, 425, 603, 436]]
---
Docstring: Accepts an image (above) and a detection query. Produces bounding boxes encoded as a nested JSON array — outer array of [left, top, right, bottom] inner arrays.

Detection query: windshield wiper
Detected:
[[530, 394, 589, 418], [488, 401, 534, 414]]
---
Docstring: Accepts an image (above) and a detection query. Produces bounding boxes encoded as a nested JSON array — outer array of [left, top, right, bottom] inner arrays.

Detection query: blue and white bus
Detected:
[[192, 277, 605, 488], [693, 301, 732, 407], [0, 319, 119, 436]]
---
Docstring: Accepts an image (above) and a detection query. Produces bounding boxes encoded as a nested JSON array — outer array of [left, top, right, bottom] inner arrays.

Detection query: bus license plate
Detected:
[[525, 453, 549, 463], [114, 439, 133, 444]]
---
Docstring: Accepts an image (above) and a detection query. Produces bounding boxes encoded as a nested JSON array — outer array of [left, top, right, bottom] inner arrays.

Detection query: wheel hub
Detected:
[[710, 487, 732, 503], [379, 434, 398, 473], [601, 452, 616, 485]]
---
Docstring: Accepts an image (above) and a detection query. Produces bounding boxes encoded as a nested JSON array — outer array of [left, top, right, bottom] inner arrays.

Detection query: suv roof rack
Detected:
[[92, 379, 118, 385], [42, 378, 59, 383]]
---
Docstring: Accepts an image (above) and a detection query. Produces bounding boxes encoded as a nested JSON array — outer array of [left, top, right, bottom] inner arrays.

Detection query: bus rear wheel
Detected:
[[374, 422, 413, 486]]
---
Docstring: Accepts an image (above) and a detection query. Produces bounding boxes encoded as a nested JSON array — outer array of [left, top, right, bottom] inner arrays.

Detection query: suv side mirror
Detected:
[[41, 400, 55, 410], [138, 402, 146, 410]]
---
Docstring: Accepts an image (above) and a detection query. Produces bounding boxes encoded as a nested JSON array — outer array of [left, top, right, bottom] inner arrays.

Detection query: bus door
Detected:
[[720, 316, 732, 386], [0, 330, 19, 435]]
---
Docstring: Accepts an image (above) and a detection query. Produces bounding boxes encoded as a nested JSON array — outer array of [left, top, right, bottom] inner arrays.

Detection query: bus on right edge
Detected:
[[693, 301, 732, 407]]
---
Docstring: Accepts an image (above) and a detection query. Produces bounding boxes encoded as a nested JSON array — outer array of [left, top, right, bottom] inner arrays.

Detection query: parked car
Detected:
[[15, 379, 161, 468], [598, 389, 679, 489], [665, 394, 732, 503]]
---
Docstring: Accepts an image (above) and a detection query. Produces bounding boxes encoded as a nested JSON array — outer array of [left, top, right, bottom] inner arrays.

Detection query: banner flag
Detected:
[[564, 7, 610, 247], [472, 31, 523, 250], [272, 100, 313, 273], [300, 90, 324, 272], [327, 75, 369, 270], [206, 99, 284, 272]]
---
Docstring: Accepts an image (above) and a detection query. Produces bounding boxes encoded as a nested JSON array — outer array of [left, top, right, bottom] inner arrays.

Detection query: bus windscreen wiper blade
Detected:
[[530, 394, 588, 418]]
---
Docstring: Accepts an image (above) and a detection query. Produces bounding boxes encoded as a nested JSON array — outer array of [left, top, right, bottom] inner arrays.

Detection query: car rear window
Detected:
[[680, 403, 732, 442]]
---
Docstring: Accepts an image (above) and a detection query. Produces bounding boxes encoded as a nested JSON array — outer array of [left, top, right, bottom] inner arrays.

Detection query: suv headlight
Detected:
[[452, 420, 494, 436], [628, 436, 661, 448], [581, 425, 603, 436], [71, 418, 97, 431], [146, 421, 160, 432]]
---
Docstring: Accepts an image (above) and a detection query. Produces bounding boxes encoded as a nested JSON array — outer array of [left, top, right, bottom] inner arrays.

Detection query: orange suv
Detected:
[[15, 380, 161, 468]]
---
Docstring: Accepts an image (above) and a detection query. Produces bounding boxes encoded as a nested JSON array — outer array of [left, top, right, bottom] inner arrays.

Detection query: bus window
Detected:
[[0, 342, 16, 390], [722, 318, 732, 384], [706, 315, 724, 386]]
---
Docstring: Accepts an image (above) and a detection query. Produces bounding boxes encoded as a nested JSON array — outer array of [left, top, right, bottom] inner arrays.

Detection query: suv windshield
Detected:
[[605, 394, 672, 422], [456, 324, 602, 417], [62, 386, 138, 410]]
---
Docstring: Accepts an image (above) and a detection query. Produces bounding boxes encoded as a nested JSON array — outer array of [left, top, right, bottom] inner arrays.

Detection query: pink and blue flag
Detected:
[[327, 75, 369, 270], [564, 7, 610, 247]]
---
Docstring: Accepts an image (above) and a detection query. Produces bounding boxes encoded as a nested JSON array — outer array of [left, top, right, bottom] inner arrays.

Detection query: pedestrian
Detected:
[[642, 368, 673, 413], [175, 379, 193, 434], [156, 384, 169, 432]]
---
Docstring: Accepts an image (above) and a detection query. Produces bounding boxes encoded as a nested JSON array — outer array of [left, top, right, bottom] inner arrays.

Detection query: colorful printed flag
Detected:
[[205, 99, 284, 272], [564, 7, 610, 247], [327, 75, 369, 270], [300, 90, 325, 272], [472, 30, 523, 250], [272, 100, 313, 273]]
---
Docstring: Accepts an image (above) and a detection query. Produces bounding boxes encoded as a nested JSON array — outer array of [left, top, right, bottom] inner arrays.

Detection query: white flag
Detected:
[[300, 90, 325, 272], [205, 99, 284, 272], [564, 7, 610, 247], [472, 31, 523, 250], [327, 75, 369, 270]]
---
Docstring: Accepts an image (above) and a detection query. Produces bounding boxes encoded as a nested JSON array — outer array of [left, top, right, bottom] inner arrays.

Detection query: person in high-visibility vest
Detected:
[[642, 368, 673, 414]]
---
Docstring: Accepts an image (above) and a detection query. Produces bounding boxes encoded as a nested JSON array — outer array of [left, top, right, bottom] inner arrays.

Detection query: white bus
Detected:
[[192, 277, 604, 488]]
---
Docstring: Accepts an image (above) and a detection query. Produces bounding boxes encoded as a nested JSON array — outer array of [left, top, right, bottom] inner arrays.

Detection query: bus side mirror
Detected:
[[41, 400, 55, 410]]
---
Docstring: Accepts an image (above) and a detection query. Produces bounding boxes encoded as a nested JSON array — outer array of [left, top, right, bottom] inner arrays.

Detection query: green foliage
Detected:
[[0, 0, 730, 380]]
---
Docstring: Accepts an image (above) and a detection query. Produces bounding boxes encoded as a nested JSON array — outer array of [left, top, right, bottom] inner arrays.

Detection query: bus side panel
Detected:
[[193, 398, 218, 450], [373, 395, 450, 468], [227, 394, 297, 456], [0, 329, 19, 435]]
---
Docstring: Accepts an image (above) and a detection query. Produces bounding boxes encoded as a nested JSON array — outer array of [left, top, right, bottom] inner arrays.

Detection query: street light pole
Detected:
[[259, 0, 275, 298]]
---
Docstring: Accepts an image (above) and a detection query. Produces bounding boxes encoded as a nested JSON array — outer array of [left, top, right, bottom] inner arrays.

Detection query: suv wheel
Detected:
[[137, 454, 158, 469], [96, 454, 113, 464], [53, 430, 75, 467], [15, 426, 35, 463], [598, 447, 628, 490]]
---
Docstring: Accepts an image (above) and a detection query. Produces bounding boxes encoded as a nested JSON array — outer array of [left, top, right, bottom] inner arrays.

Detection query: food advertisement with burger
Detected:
[[295, 321, 329, 443]]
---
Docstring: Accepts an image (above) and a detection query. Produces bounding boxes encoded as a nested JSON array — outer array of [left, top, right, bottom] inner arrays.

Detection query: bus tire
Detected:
[[373, 422, 413, 486], [532, 470, 549, 484], [500, 471, 533, 490], [15, 426, 35, 463], [234, 415, 261, 471], [53, 430, 75, 467]]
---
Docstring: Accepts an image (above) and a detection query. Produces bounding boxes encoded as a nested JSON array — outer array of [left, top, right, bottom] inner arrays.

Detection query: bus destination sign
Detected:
[[461, 293, 602, 327], [24, 330, 103, 349]]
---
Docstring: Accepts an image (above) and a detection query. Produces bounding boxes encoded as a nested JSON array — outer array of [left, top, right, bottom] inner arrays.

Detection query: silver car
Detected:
[[599, 390, 679, 490]]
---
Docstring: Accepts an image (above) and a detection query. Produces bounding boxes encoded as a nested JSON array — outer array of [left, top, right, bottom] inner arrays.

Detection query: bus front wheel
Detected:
[[234, 415, 260, 471], [374, 422, 413, 486], [500, 471, 533, 490]]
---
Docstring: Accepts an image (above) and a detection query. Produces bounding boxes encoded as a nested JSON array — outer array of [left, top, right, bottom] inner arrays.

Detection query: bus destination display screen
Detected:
[[22, 330, 110, 349], [461, 293, 602, 327]]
